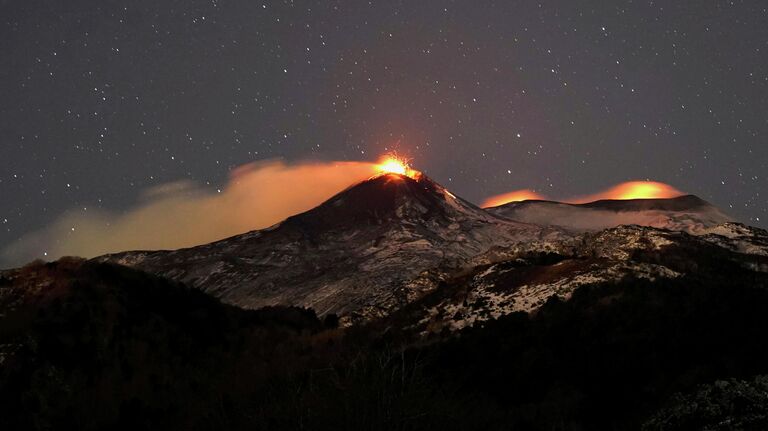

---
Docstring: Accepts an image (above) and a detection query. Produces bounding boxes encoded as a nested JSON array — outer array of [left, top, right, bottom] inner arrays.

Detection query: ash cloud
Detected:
[[2, 160, 377, 268]]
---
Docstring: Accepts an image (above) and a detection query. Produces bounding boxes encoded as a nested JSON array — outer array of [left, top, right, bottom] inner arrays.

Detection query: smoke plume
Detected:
[[2, 160, 378, 268]]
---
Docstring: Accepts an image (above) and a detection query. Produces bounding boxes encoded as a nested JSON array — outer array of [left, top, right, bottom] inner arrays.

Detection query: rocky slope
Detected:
[[387, 223, 768, 334], [99, 173, 561, 323]]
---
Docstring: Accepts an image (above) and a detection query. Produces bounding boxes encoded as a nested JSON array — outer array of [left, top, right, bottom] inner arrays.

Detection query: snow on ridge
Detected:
[[419, 260, 682, 334]]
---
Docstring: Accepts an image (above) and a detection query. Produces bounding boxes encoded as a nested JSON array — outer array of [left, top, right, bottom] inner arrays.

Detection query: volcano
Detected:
[[8, 171, 768, 430], [99, 173, 558, 322], [98, 173, 764, 325]]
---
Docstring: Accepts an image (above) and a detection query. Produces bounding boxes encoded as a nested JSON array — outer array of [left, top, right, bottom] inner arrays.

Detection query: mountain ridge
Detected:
[[488, 193, 731, 233], [488, 194, 711, 212], [98, 173, 559, 323], [97, 174, 756, 326]]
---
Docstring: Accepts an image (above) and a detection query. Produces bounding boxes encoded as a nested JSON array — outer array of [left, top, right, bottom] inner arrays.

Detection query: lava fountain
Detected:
[[375, 154, 419, 179]]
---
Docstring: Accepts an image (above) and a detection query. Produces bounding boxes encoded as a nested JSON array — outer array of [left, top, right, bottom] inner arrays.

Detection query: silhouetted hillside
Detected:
[[3, 257, 768, 430], [0, 258, 325, 430]]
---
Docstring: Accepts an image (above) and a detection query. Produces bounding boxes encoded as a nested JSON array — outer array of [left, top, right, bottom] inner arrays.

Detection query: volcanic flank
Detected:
[[97, 169, 761, 326], [99, 172, 557, 323]]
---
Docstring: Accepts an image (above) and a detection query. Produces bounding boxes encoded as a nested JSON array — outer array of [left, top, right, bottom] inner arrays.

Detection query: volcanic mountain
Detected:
[[98, 172, 765, 327], [7, 173, 768, 429], [99, 173, 560, 323], [487, 194, 732, 233]]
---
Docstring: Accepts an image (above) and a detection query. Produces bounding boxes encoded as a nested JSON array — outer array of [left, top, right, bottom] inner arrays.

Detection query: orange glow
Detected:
[[481, 189, 546, 208], [567, 181, 684, 203], [481, 181, 685, 207], [375, 154, 419, 179]]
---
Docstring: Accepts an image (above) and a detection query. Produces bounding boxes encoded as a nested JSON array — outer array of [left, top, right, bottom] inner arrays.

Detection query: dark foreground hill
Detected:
[[3, 257, 768, 430], [0, 259, 327, 430]]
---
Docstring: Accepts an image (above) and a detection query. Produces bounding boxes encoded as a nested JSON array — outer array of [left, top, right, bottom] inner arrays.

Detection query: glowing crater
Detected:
[[375, 154, 419, 179]]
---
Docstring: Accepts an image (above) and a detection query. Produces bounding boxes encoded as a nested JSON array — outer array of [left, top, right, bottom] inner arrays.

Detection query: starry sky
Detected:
[[2, 0, 767, 253]]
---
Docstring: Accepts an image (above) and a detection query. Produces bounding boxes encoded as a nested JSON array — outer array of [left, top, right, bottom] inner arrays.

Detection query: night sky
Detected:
[[2, 0, 767, 255]]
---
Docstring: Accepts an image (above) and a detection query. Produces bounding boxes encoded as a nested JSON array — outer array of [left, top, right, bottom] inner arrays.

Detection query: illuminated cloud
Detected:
[[566, 181, 684, 203], [481, 181, 684, 208], [2, 160, 378, 267], [480, 189, 547, 208]]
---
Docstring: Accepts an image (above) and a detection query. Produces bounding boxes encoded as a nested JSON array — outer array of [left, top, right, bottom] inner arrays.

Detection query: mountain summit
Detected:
[[282, 172, 497, 230]]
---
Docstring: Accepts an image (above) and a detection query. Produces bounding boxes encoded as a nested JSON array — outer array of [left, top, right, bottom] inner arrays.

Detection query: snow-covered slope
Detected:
[[99, 173, 559, 323], [487, 195, 732, 233], [394, 223, 768, 334]]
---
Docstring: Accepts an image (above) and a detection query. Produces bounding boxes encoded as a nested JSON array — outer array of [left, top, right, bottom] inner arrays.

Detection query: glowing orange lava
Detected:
[[481, 189, 546, 208], [375, 154, 418, 179]]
